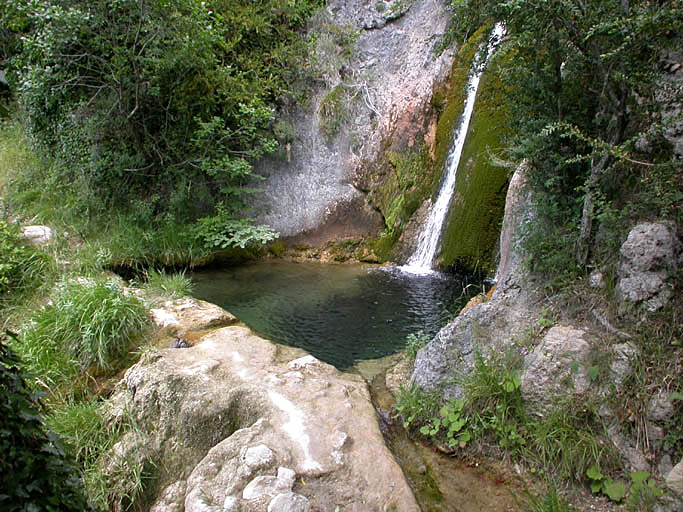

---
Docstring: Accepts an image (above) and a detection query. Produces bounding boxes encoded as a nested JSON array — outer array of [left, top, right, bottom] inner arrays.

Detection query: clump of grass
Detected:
[[524, 401, 616, 483], [0, 219, 52, 305], [17, 278, 149, 387], [142, 268, 193, 299], [47, 397, 153, 511], [522, 487, 573, 512]]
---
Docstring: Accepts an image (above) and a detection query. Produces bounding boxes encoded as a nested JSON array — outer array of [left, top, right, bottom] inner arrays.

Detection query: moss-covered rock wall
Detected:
[[436, 28, 513, 273]]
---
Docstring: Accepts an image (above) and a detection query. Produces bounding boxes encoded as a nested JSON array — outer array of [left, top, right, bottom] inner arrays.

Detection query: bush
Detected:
[[18, 278, 149, 387], [5, 0, 322, 241], [0, 337, 91, 512], [142, 268, 193, 300]]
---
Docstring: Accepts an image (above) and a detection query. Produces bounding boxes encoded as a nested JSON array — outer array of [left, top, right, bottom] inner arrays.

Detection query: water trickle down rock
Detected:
[[251, 0, 454, 246]]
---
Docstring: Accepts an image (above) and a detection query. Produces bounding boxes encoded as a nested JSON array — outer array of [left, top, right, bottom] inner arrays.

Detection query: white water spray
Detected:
[[402, 23, 505, 275]]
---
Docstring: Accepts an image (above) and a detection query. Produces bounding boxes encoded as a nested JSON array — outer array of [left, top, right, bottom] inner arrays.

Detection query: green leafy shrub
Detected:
[[193, 204, 279, 249], [0, 338, 91, 512], [5, 0, 322, 237], [18, 278, 149, 386]]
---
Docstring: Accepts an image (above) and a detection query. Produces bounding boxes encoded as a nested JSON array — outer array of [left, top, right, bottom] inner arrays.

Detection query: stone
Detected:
[[412, 163, 541, 398], [222, 496, 240, 511], [617, 222, 680, 311], [608, 424, 649, 473], [659, 454, 674, 480], [648, 390, 675, 422], [150, 481, 187, 512], [21, 225, 55, 245], [589, 269, 605, 288], [102, 324, 419, 511], [520, 326, 592, 412], [244, 445, 275, 470], [609, 342, 639, 387], [150, 298, 237, 332], [242, 476, 284, 500], [276, 467, 296, 490], [666, 458, 683, 498], [268, 493, 311, 512]]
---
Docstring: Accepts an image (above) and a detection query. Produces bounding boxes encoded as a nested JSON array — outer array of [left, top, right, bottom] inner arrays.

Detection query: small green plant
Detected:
[[419, 399, 472, 449], [586, 465, 626, 501], [538, 306, 557, 329], [268, 241, 287, 257], [405, 330, 430, 364], [143, 268, 193, 299], [626, 471, 665, 511], [394, 383, 440, 429]]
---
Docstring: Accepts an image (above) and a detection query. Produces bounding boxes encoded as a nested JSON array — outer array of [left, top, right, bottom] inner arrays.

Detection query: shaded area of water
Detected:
[[191, 261, 479, 370]]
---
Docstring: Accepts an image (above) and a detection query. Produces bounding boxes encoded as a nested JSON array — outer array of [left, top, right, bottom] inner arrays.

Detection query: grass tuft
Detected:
[[17, 278, 149, 387]]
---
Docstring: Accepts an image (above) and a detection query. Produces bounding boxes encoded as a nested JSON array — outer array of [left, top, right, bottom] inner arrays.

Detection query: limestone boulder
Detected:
[[104, 323, 419, 512], [666, 458, 683, 498], [149, 297, 238, 332], [21, 225, 55, 245], [520, 326, 592, 413], [617, 222, 680, 311], [412, 162, 541, 397]]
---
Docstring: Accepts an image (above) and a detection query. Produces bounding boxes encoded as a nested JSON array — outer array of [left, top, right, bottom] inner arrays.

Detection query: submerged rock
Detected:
[[104, 321, 419, 511]]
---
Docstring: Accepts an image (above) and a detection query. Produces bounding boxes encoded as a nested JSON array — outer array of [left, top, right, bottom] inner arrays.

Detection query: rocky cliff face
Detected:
[[251, 0, 453, 245]]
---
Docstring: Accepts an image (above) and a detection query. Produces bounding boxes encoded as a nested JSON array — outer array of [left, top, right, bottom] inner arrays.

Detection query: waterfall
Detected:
[[402, 23, 505, 275]]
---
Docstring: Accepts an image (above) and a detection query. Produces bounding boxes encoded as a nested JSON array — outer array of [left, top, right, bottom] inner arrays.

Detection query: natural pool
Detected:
[[191, 260, 480, 370]]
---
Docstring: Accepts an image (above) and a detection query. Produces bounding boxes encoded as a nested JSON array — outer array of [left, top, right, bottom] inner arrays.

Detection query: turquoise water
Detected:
[[191, 261, 479, 370]]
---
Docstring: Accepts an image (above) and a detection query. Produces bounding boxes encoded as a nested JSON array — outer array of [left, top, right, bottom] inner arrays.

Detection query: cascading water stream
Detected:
[[401, 23, 505, 275]]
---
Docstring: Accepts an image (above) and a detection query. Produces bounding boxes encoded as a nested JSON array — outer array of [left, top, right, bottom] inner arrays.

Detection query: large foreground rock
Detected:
[[105, 324, 418, 511]]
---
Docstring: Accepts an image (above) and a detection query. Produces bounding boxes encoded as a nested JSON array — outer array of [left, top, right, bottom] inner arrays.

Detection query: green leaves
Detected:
[[0, 338, 91, 511], [9, 0, 320, 226]]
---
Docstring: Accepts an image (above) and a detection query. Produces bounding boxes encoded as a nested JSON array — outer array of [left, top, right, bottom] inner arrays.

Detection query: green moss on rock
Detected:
[[437, 29, 513, 273], [367, 144, 433, 260]]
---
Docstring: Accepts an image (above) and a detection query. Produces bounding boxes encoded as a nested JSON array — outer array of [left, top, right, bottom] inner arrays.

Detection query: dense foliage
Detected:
[[0, 337, 91, 512], [2, 0, 321, 246], [447, 0, 682, 282]]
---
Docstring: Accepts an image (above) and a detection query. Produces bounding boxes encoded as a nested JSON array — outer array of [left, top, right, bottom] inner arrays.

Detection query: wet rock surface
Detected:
[[104, 320, 419, 511], [412, 163, 542, 397], [253, 0, 453, 243]]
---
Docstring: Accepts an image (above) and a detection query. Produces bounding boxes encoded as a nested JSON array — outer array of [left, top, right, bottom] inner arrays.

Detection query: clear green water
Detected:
[[191, 261, 480, 370]]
